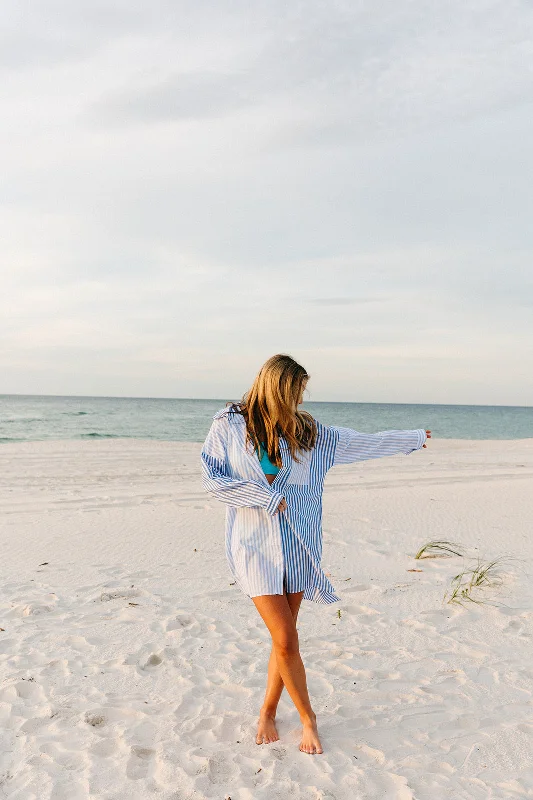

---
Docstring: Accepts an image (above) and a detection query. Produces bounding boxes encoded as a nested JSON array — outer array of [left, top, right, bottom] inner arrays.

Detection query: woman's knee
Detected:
[[273, 628, 299, 658], [251, 594, 300, 656]]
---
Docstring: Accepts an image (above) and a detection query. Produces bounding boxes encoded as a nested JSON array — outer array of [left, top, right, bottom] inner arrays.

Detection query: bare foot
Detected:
[[256, 710, 280, 745], [299, 716, 323, 754]]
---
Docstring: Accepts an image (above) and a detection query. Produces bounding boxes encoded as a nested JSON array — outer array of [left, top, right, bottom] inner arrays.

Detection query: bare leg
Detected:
[[252, 590, 323, 754], [256, 590, 304, 745]]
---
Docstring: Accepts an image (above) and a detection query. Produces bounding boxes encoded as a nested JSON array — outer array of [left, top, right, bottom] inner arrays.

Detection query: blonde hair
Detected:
[[228, 354, 317, 466]]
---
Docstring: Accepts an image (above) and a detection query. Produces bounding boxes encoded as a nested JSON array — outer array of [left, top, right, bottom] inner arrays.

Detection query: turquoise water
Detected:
[[1, 394, 532, 443]]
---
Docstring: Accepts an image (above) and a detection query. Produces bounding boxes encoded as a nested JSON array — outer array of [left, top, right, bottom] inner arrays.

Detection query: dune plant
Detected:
[[444, 557, 506, 606], [414, 540, 465, 559]]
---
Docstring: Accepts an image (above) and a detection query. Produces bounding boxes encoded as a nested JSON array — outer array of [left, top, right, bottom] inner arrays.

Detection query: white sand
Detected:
[[1, 437, 533, 800]]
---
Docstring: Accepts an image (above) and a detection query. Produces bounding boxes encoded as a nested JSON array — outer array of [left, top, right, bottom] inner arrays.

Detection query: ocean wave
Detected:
[[79, 432, 120, 438], [62, 411, 89, 416], [3, 417, 44, 423]]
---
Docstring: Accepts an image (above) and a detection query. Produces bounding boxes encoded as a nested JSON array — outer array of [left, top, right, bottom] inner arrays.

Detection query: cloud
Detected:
[[91, 71, 253, 124], [85, 0, 533, 146], [0, 1, 142, 70]]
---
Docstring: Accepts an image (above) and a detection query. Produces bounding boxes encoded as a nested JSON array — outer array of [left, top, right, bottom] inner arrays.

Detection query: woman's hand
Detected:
[[422, 430, 432, 448], [276, 497, 287, 513]]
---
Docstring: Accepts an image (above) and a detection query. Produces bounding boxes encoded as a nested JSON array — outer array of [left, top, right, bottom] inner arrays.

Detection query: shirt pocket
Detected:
[[286, 450, 313, 486]]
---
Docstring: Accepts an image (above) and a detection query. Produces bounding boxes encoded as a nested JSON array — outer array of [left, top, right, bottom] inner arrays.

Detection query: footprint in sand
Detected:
[[123, 644, 164, 672], [166, 614, 196, 631], [140, 653, 163, 670], [342, 584, 373, 594], [65, 635, 94, 653], [98, 588, 142, 603], [126, 745, 157, 780], [84, 711, 107, 728], [205, 752, 236, 784], [90, 737, 120, 758], [0, 637, 16, 655], [21, 604, 55, 616], [14, 679, 46, 702], [341, 604, 382, 625]]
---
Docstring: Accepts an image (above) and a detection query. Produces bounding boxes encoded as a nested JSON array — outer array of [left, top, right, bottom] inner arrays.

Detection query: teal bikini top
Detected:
[[256, 441, 280, 475]]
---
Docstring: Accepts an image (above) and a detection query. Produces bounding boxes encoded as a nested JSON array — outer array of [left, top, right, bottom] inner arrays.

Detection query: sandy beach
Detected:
[[1, 437, 533, 800]]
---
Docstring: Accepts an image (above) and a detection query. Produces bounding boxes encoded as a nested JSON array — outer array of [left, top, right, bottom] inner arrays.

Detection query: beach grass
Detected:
[[414, 540, 465, 559], [444, 557, 507, 606]]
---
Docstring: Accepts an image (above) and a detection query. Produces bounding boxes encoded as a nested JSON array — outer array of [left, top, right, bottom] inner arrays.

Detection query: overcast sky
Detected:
[[1, 1, 532, 405]]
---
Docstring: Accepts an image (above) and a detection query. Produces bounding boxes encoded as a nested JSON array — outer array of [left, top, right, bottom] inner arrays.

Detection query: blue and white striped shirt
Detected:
[[201, 406, 427, 605]]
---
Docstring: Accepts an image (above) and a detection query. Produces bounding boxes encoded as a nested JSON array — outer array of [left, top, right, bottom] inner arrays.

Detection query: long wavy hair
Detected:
[[227, 354, 317, 466]]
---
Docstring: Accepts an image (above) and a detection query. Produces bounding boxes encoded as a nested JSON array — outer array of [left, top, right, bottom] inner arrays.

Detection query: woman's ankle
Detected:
[[260, 705, 277, 718], [300, 711, 317, 725]]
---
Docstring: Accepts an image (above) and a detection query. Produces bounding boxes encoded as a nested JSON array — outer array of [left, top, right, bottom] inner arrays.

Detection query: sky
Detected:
[[1, 1, 532, 405]]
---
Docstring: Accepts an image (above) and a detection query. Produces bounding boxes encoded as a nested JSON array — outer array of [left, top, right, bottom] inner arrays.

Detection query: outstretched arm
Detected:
[[331, 426, 427, 467], [201, 417, 284, 515]]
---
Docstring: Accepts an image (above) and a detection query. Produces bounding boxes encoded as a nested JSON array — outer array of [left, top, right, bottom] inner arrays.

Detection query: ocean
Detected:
[[1, 394, 532, 443]]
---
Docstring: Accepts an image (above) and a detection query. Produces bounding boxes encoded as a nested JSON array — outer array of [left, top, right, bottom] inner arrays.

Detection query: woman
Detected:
[[201, 354, 431, 755]]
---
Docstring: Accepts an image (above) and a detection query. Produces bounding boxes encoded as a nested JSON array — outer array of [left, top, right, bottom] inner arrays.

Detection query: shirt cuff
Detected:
[[265, 490, 285, 516], [416, 429, 427, 449]]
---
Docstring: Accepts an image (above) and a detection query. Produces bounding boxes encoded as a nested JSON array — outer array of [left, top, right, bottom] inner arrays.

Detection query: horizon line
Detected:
[[1, 393, 532, 410]]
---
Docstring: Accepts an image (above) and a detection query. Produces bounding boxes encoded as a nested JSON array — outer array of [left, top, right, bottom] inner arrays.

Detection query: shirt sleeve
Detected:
[[331, 426, 427, 467], [200, 416, 285, 515]]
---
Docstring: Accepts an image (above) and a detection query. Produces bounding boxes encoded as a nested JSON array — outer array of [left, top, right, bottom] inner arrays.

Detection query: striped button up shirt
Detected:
[[201, 406, 427, 605]]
